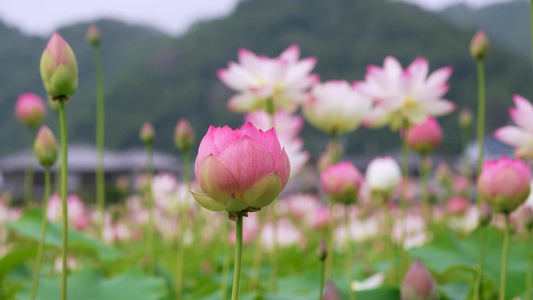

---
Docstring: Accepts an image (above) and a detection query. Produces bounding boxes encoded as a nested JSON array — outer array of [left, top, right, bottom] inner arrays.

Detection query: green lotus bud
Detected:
[[317, 239, 328, 262], [140, 122, 155, 145], [86, 24, 101, 47], [34, 125, 59, 167], [40, 32, 78, 99], [174, 118, 195, 152], [470, 30, 489, 61]]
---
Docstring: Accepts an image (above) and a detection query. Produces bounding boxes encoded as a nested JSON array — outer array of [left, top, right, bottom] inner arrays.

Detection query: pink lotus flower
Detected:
[[310, 206, 331, 229], [321, 161, 363, 205], [192, 123, 290, 213], [245, 110, 309, 176], [303, 80, 371, 135], [218, 44, 318, 113], [360, 56, 455, 130], [47, 194, 90, 230], [40, 32, 78, 98], [405, 117, 443, 154], [494, 95, 533, 159], [15, 93, 46, 128], [446, 196, 469, 216], [477, 156, 531, 214]]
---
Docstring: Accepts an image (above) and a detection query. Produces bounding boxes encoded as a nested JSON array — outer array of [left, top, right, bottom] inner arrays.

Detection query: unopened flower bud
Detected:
[[86, 24, 101, 47], [40, 32, 78, 98], [323, 281, 342, 300], [15, 93, 46, 128], [405, 117, 443, 155], [470, 30, 489, 61], [321, 161, 362, 205], [459, 108, 473, 129], [479, 202, 492, 227], [401, 260, 439, 300], [34, 125, 58, 167], [317, 239, 328, 262], [139, 122, 155, 145], [174, 119, 195, 152]]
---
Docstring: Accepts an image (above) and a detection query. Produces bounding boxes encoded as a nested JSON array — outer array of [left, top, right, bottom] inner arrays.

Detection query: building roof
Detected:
[[0, 144, 180, 174]]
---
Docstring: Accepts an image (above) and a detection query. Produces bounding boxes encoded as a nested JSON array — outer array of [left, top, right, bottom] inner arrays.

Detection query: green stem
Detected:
[[24, 129, 37, 206], [221, 222, 231, 300], [146, 143, 155, 275], [58, 99, 69, 300], [499, 215, 510, 300], [30, 167, 51, 300], [319, 259, 325, 300], [325, 204, 335, 281], [419, 155, 430, 223], [473, 227, 487, 300], [231, 212, 243, 300], [526, 229, 532, 300], [399, 127, 409, 282], [183, 151, 191, 189], [344, 208, 355, 300], [475, 60, 486, 204], [248, 238, 264, 291], [175, 202, 188, 299], [92, 45, 106, 235], [381, 199, 393, 286], [461, 125, 471, 177], [270, 203, 278, 292]]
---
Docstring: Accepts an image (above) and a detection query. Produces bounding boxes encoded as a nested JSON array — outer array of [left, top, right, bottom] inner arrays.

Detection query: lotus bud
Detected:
[[405, 117, 443, 155], [321, 161, 362, 205], [174, 119, 195, 152], [470, 30, 489, 61], [401, 260, 439, 300], [523, 206, 533, 231], [139, 122, 155, 145], [459, 108, 473, 129], [15, 93, 46, 128], [40, 32, 78, 99], [436, 162, 452, 187], [366, 156, 401, 199], [86, 24, 101, 47], [323, 281, 343, 300], [33, 125, 58, 167], [477, 156, 531, 214], [446, 196, 468, 216], [317, 239, 328, 262]]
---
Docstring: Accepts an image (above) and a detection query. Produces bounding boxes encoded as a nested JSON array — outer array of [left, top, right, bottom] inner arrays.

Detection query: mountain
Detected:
[[440, 0, 531, 59], [0, 0, 531, 159]]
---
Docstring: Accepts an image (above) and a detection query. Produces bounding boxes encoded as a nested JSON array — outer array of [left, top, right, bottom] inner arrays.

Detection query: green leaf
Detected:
[[16, 268, 167, 300], [6, 209, 121, 262], [0, 247, 37, 277], [410, 227, 529, 299]]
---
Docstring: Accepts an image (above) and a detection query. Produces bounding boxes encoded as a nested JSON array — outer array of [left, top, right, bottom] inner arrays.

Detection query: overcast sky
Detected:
[[0, 0, 517, 37]]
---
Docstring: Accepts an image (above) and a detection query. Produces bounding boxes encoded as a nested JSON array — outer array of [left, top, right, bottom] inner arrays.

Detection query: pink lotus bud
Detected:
[[174, 118, 195, 152], [436, 163, 452, 186], [321, 161, 362, 205], [459, 108, 473, 129], [192, 123, 290, 213], [34, 125, 58, 167], [317, 239, 327, 261], [470, 30, 489, 61], [310, 206, 331, 229], [401, 260, 439, 300], [366, 156, 401, 198], [452, 176, 469, 195], [86, 24, 101, 47], [139, 122, 155, 144], [477, 156, 531, 214], [479, 202, 492, 227], [322, 281, 342, 300], [40, 32, 78, 98], [446, 196, 468, 216], [15, 93, 46, 128], [405, 117, 443, 155]]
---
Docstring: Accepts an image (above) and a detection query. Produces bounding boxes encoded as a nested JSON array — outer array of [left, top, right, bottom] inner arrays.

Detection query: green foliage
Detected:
[[6, 209, 121, 262], [410, 227, 531, 299], [15, 268, 167, 300]]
